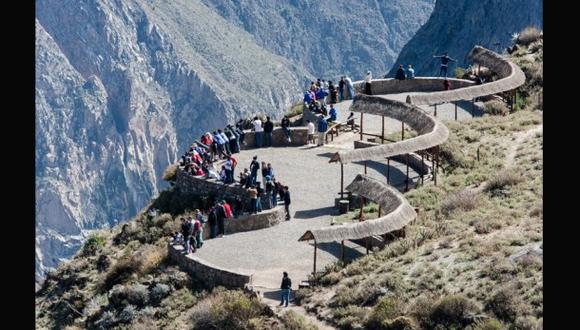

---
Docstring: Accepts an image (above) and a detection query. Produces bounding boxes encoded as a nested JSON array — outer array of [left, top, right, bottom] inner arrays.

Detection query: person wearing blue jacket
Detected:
[[317, 115, 328, 146], [328, 105, 337, 122], [315, 88, 328, 106], [303, 91, 313, 104]]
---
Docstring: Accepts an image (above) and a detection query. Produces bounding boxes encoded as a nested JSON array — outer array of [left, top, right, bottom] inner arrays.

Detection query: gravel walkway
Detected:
[[194, 92, 466, 290]]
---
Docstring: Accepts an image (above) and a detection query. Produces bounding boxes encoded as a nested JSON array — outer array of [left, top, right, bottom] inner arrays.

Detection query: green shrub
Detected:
[[440, 140, 470, 170], [280, 310, 317, 330], [470, 318, 506, 330], [485, 170, 523, 195], [485, 286, 522, 323], [190, 289, 265, 329], [81, 233, 107, 256], [455, 67, 466, 79], [429, 295, 480, 329], [365, 297, 401, 328], [103, 256, 139, 290], [109, 284, 149, 308], [484, 100, 509, 116]]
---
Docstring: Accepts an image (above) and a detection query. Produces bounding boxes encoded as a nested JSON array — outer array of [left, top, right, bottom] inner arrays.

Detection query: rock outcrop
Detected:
[[35, 0, 309, 282], [388, 0, 543, 77], [201, 0, 435, 80]]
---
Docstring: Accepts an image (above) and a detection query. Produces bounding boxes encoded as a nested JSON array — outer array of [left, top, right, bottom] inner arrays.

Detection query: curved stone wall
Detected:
[[354, 77, 475, 95]]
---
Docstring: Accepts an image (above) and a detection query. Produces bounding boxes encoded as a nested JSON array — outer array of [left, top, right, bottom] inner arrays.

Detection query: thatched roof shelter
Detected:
[[329, 95, 449, 164], [298, 174, 416, 243], [408, 46, 526, 105]]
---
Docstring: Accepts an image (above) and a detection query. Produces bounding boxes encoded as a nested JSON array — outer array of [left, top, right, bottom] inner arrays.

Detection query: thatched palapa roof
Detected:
[[298, 174, 416, 243], [408, 46, 526, 105]]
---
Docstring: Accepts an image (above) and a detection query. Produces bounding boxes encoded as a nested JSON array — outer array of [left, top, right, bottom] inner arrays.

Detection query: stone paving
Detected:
[[194, 93, 480, 290]]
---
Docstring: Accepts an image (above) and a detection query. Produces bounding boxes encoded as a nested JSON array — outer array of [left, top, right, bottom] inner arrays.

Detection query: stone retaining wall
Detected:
[[168, 243, 252, 288], [242, 127, 308, 149], [353, 77, 475, 96], [175, 169, 251, 205], [201, 206, 285, 239]]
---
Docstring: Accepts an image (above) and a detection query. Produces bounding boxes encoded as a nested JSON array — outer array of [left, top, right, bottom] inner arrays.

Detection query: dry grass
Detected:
[[516, 27, 542, 46], [484, 100, 509, 116], [162, 163, 178, 181], [440, 189, 479, 215]]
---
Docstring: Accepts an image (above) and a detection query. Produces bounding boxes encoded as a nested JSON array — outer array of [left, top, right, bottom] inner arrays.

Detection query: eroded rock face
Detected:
[[201, 0, 435, 80], [35, 0, 308, 282], [388, 0, 543, 77]]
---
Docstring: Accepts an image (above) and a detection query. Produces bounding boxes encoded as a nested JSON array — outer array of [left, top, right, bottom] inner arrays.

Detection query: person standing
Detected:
[[279, 272, 292, 307], [216, 202, 227, 237], [265, 176, 274, 209], [256, 182, 264, 213], [193, 211, 203, 249], [283, 186, 291, 220], [395, 65, 406, 80], [364, 70, 372, 94], [281, 115, 292, 143], [261, 161, 268, 183], [207, 206, 217, 239], [344, 76, 355, 100], [433, 52, 457, 77], [338, 77, 345, 102], [247, 185, 258, 214], [250, 156, 260, 185], [252, 116, 263, 148], [180, 217, 193, 253], [317, 115, 328, 146], [406, 64, 415, 79], [263, 116, 274, 147], [306, 119, 315, 144], [224, 156, 234, 184], [328, 104, 337, 122]]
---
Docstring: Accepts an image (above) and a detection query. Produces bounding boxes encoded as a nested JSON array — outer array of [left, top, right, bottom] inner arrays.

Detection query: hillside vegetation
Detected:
[[297, 30, 543, 330]]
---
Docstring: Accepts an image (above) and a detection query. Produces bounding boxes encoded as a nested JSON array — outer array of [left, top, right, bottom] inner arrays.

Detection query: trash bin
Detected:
[[339, 200, 350, 214]]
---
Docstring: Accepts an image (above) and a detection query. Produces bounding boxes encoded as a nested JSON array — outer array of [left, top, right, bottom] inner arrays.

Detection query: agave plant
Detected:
[[511, 32, 520, 42]]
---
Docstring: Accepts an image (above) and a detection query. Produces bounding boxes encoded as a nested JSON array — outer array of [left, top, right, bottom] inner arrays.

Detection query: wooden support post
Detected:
[[381, 116, 385, 144], [514, 89, 517, 110], [360, 112, 364, 141], [454, 102, 458, 121], [434, 146, 439, 186], [434, 104, 437, 117], [359, 197, 364, 222], [471, 98, 475, 118], [341, 240, 345, 263], [421, 152, 425, 186], [405, 153, 410, 192], [364, 161, 368, 174], [313, 240, 317, 275], [366, 237, 370, 255], [478, 64, 481, 75], [477, 145, 480, 162], [378, 205, 381, 217], [386, 158, 390, 184], [401, 122, 405, 140], [340, 163, 344, 199]]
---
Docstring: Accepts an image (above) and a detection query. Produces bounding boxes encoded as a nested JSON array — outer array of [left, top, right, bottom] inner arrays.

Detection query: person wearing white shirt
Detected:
[[252, 117, 263, 148], [364, 70, 372, 95], [306, 120, 315, 144]]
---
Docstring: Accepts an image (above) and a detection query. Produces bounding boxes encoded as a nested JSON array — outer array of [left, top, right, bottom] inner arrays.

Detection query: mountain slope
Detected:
[[202, 0, 434, 80], [388, 0, 543, 77], [35, 0, 309, 282]]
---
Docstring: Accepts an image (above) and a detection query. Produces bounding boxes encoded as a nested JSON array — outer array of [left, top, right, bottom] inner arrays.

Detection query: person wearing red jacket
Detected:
[[222, 200, 232, 218]]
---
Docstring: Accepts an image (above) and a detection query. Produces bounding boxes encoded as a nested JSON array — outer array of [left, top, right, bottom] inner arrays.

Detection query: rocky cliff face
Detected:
[[36, 0, 435, 283], [388, 0, 543, 77], [201, 0, 434, 80], [35, 0, 309, 282]]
